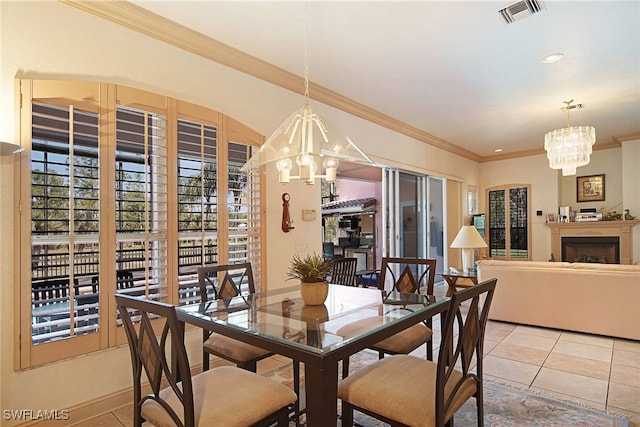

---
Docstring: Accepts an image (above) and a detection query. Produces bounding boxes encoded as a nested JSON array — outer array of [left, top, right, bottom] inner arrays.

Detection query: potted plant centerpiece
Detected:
[[287, 253, 332, 305]]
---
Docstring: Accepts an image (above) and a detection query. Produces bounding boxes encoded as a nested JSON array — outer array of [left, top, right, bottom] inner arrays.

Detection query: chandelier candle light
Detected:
[[241, 4, 374, 184], [544, 100, 596, 176]]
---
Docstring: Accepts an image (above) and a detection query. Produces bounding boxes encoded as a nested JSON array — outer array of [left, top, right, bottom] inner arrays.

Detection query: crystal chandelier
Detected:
[[544, 100, 596, 176], [241, 5, 374, 185]]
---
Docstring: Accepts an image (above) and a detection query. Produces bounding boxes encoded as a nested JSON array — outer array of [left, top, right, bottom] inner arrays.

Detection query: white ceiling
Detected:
[[129, 0, 639, 161]]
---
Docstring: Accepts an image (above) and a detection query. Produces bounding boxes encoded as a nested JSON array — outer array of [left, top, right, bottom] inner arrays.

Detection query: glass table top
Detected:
[[177, 284, 448, 355]]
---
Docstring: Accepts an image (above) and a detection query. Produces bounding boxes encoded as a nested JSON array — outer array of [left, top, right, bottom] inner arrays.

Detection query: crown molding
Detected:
[[479, 147, 546, 163], [615, 132, 640, 143], [58, 0, 481, 162], [479, 139, 623, 163], [57, 1, 637, 165]]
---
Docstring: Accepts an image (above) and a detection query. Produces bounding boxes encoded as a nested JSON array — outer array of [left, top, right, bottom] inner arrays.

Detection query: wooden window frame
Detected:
[[16, 80, 265, 368], [486, 184, 531, 261]]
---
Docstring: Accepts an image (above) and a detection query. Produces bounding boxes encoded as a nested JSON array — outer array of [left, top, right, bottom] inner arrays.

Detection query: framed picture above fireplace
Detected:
[[577, 174, 605, 202]]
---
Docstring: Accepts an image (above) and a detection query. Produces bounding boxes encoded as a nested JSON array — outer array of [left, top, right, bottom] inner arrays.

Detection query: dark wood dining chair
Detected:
[[197, 263, 302, 425], [328, 257, 358, 286], [338, 278, 498, 427], [339, 257, 437, 377], [197, 263, 273, 372], [115, 294, 296, 427]]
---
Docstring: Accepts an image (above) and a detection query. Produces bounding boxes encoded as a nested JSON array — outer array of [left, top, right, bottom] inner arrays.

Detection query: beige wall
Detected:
[[559, 147, 622, 212], [480, 147, 639, 264], [621, 139, 640, 261], [479, 153, 559, 262]]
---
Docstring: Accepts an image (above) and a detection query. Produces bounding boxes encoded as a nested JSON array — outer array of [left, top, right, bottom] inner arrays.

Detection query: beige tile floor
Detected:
[[73, 287, 640, 426]]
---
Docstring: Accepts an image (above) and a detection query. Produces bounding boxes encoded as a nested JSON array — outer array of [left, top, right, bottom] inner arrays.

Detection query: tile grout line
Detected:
[[525, 329, 562, 389], [604, 340, 616, 411]]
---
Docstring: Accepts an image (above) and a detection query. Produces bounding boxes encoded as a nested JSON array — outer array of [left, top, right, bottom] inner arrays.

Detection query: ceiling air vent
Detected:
[[499, 0, 544, 24]]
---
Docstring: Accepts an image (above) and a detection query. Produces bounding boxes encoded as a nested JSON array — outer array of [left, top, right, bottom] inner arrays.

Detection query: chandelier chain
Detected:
[[564, 100, 573, 127], [304, 2, 309, 101], [240, 0, 374, 183]]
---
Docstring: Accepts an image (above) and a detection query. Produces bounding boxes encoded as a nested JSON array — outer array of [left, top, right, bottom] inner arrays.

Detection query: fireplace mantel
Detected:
[[546, 220, 639, 264]]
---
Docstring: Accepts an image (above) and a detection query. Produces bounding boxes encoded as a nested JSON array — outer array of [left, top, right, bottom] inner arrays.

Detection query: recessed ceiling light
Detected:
[[494, 148, 504, 153], [542, 53, 564, 64]]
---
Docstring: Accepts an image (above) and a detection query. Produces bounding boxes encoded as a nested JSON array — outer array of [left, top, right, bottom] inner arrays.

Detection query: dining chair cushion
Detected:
[[337, 354, 476, 427], [337, 317, 433, 354], [373, 324, 433, 354], [203, 332, 271, 362], [142, 366, 297, 427], [337, 316, 382, 338]]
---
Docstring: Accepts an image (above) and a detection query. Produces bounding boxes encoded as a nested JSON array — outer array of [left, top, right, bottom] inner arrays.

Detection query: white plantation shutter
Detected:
[[228, 142, 263, 289], [176, 119, 218, 305], [31, 101, 101, 345], [115, 106, 169, 304]]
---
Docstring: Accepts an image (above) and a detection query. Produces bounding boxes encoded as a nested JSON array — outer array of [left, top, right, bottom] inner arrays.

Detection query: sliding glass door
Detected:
[[383, 169, 445, 280]]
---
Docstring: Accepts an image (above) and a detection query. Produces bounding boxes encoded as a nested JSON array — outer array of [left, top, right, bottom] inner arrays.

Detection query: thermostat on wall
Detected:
[[302, 209, 316, 221]]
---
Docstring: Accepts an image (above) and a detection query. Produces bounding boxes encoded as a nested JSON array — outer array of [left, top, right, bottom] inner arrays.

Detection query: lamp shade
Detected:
[[450, 226, 487, 249]]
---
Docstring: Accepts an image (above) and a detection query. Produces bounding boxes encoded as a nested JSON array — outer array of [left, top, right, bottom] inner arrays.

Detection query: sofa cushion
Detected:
[[476, 260, 640, 340]]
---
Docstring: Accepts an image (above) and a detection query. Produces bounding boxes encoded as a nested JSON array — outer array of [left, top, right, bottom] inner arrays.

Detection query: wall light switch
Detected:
[[302, 209, 316, 221]]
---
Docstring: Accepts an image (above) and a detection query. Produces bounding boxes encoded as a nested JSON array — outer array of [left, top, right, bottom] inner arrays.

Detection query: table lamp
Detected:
[[450, 225, 487, 273]]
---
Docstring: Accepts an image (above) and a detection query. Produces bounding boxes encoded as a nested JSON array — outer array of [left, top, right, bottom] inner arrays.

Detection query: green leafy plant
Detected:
[[601, 211, 623, 221], [286, 253, 332, 283]]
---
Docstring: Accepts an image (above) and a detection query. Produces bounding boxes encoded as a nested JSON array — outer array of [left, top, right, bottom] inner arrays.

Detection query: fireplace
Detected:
[[561, 236, 619, 264], [546, 220, 638, 265]]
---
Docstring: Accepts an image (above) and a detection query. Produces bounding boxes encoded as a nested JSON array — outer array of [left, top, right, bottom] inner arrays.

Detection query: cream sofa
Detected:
[[476, 260, 640, 340]]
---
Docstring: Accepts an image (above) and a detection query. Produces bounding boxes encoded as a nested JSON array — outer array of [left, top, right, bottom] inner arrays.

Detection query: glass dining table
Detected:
[[176, 283, 450, 426]]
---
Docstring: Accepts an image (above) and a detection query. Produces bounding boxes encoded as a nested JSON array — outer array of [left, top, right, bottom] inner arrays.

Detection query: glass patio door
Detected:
[[382, 170, 446, 281], [427, 176, 445, 282]]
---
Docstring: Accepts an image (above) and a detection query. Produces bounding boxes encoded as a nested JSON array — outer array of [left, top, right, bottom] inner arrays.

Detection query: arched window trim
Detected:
[[17, 79, 265, 368]]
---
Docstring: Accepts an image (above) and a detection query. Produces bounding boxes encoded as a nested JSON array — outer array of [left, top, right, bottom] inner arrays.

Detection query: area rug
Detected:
[[263, 350, 632, 427]]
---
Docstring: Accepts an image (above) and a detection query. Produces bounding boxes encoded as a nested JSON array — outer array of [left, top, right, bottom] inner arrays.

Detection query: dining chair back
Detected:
[[115, 294, 296, 427], [435, 278, 497, 425], [328, 257, 358, 286], [198, 262, 254, 301], [196, 263, 267, 371], [196, 263, 302, 425], [338, 278, 498, 427], [378, 257, 436, 294], [339, 257, 438, 378]]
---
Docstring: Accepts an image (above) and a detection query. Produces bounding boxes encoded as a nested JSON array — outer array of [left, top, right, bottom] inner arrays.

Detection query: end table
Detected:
[[442, 271, 478, 296]]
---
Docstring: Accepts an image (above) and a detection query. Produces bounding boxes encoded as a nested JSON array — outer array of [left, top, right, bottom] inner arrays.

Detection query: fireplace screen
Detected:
[[561, 236, 620, 264]]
